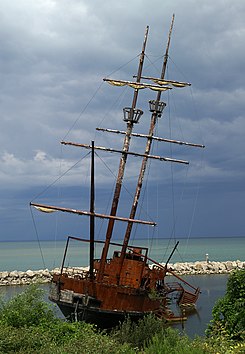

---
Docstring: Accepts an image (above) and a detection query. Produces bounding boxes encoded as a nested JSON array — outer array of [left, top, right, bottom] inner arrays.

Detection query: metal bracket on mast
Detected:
[[149, 100, 166, 117], [123, 107, 143, 123]]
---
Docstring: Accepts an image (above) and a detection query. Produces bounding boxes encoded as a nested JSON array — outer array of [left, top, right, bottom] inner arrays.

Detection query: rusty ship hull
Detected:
[[49, 238, 200, 328]]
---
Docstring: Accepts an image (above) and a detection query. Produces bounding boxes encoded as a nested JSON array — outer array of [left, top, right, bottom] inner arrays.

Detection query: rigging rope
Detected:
[[144, 54, 165, 75], [62, 82, 104, 141], [156, 60, 206, 266], [183, 148, 205, 258], [30, 152, 90, 203], [167, 86, 177, 244], [30, 151, 91, 268], [96, 152, 155, 223], [29, 205, 46, 269], [95, 151, 156, 247], [91, 152, 115, 241], [95, 85, 129, 135]]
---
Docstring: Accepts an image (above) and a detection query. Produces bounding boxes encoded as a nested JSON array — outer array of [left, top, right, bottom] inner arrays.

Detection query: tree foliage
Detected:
[[207, 269, 245, 341]]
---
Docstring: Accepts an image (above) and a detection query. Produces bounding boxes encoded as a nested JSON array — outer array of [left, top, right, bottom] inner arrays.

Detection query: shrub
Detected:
[[145, 327, 209, 354], [0, 284, 56, 327], [111, 314, 166, 350], [0, 321, 134, 353], [207, 269, 245, 341], [0, 285, 134, 353]]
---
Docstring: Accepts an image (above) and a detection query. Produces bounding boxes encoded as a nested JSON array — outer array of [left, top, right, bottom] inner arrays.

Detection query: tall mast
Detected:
[[89, 141, 95, 279], [97, 26, 149, 282], [118, 15, 175, 272]]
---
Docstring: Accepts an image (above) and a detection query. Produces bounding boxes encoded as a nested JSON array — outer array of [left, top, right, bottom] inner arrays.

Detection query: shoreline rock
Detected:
[[167, 260, 245, 275], [0, 260, 244, 286]]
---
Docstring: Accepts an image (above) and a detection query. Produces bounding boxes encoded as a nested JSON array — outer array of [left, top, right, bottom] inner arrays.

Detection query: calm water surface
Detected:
[[174, 274, 228, 337], [0, 237, 244, 271]]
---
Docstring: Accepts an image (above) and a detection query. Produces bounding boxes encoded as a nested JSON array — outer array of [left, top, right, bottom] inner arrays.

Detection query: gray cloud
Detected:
[[0, 0, 244, 240]]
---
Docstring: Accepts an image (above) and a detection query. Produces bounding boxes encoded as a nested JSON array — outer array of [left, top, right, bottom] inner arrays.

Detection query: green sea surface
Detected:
[[0, 236, 244, 271]]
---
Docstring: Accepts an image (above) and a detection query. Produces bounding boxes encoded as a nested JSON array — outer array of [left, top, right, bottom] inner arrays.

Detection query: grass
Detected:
[[0, 283, 244, 353]]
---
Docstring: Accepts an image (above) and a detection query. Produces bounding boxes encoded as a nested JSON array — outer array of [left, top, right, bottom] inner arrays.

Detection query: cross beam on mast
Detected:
[[133, 75, 191, 88], [61, 141, 189, 164], [103, 78, 172, 92], [96, 128, 205, 148], [30, 202, 156, 226]]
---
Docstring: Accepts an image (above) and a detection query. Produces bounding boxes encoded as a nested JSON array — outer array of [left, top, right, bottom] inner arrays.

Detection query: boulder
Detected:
[[25, 270, 35, 278], [0, 271, 9, 279], [9, 270, 19, 278]]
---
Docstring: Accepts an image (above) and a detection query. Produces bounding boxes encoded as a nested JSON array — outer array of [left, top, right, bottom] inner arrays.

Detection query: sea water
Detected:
[[0, 236, 244, 272]]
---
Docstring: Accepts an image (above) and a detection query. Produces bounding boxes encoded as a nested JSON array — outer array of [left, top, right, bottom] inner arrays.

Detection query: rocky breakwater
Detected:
[[0, 269, 52, 286], [0, 261, 244, 286], [0, 267, 89, 286], [167, 260, 245, 275]]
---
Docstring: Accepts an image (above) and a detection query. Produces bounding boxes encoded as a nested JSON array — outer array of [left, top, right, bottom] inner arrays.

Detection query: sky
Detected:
[[0, 0, 244, 244]]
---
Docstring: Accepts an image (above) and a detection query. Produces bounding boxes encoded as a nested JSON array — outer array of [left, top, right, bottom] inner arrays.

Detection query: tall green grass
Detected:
[[0, 282, 244, 353]]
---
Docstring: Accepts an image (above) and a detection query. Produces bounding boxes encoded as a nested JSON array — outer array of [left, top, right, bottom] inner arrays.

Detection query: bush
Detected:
[[112, 318, 210, 354], [0, 284, 56, 327], [111, 314, 166, 349], [0, 321, 134, 353], [0, 285, 134, 353], [207, 269, 245, 341], [145, 327, 209, 354]]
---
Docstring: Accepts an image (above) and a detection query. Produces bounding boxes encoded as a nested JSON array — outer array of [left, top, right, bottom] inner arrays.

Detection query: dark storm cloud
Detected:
[[0, 0, 244, 240]]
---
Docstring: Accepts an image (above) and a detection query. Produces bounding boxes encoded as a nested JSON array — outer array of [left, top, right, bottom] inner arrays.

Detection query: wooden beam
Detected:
[[96, 127, 205, 148], [61, 141, 189, 164], [30, 202, 156, 226]]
